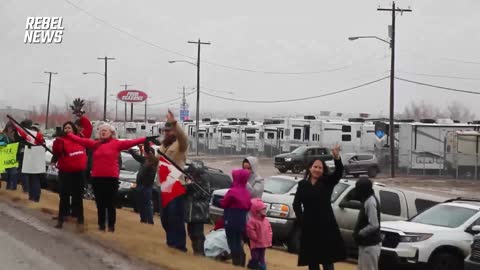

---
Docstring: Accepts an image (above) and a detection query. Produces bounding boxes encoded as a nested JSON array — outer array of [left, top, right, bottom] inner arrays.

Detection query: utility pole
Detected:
[[378, 2, 412, 178], [188, 39, 211, 156], [120, 83, 132, 123], [97, 56, 115, 121], [44, 71, 57, 130], [144, 98, 147, 123]]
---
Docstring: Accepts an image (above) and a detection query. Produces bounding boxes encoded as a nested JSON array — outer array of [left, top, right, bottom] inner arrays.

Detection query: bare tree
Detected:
[[400, 101, 444, 120], [445, 101, 476, 122], [400, 100, 474, 122]]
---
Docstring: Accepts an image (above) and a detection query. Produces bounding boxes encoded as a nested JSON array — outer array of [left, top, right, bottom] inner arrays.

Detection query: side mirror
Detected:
[[472, 225, 480, 233], [339, 200, 362, 210]]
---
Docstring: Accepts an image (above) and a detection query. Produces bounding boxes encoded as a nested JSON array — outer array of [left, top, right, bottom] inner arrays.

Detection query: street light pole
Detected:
[[348, 2, 411, 178], [44, 71, 57, 129], [97, 56, 115, 121], [188, 39, 211, 156]]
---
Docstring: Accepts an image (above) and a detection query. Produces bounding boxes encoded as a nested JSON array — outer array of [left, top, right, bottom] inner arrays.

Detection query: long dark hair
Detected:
[[304, 158, 329, 180], [63, 121, 78, 135]]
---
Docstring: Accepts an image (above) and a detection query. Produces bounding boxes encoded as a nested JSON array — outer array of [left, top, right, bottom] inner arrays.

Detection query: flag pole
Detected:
[[156, 149, 210, 196], [6, 115, 54, 155]]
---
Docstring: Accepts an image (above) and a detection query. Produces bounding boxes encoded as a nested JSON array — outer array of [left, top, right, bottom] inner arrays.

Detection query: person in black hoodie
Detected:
[[128, 143, 158, 224], [184, 162, 211, 256], [352, 177, 382, 270]]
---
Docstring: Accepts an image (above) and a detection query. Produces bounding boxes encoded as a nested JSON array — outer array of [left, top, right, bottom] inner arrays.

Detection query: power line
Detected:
[[62, 0, 195, 60], [201, 54, 388, 75], [396, 70, 480, 81], [398, 50, 480, 65], [200, 76, 389, 103], [148, 90, 196, 106], [395, 77, 480, 95], [62, 0, 389, 75]]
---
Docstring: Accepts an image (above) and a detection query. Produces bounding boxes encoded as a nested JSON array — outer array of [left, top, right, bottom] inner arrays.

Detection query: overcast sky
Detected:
[[1, 0, 479, 120]]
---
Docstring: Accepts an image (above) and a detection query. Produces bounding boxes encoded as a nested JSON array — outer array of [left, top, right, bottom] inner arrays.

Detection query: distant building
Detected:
[[0, 106, 32, 124]]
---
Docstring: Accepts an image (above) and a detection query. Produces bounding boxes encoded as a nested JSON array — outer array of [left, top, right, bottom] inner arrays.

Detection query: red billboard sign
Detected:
[[117, 90, 148, 102]]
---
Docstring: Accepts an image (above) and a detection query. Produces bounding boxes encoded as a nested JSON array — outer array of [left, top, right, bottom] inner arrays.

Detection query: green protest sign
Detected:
[[0, 143, 19, 172]]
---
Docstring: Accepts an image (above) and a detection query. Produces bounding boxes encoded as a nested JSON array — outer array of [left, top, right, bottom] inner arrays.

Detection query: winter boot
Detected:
[[192, 239, 205, 256], [231, 252, 242, 267], [54, 221, 63, 229]]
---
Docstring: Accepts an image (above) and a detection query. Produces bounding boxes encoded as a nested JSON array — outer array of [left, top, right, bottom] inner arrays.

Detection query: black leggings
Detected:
[[58, 171, 85, 222], [92, 178, 119, 229]]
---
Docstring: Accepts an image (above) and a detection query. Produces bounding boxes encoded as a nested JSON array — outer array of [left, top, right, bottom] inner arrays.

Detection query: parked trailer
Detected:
[[398, 120, 480, 172], [445, 130, 480, 177]]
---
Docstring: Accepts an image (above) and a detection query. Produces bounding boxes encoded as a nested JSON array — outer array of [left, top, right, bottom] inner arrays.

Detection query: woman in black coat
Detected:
[[293, 145, 346, 270]]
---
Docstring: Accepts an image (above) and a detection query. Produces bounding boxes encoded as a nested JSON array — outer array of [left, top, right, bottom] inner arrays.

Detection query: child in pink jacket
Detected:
[[246, 198, 273, 270]]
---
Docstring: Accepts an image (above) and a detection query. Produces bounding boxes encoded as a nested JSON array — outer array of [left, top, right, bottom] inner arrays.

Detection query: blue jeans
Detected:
[[5, 167, 18, 190], [26, 174, 41, 202], [20, 173, 29, 193], [136, 185, 154, 224], [160, 195, 186, 251]]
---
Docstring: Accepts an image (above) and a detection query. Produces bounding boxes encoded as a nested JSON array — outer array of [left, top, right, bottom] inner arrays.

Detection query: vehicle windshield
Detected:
[[263, 177, 297, 194], [292, 147, 306, 155], [331, 183, 349, 203], [410, 204, 478, 228]]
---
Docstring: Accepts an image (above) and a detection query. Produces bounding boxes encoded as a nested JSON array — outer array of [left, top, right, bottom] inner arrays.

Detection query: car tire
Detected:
[[368, 167, 378, 178], [287, 225, 301, 254], [429, 252, 463, 270], [278, 168, 288, 173], [291, 164, 303, 174]]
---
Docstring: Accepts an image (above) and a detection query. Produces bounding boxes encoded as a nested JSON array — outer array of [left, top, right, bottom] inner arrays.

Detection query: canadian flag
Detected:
[[157, 156, 186, 207], [11, 122, 44, 145]]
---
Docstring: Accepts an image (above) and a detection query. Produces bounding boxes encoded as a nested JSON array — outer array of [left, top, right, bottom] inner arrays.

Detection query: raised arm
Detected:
[[128, 149, 146, 164], [327, 158, 344, 186], [327, 144, 344, 186], [175, 123, 188, 153], [117, 137, 147, 151], [66, 132, 97, 149], [78, 115, 93, 138]]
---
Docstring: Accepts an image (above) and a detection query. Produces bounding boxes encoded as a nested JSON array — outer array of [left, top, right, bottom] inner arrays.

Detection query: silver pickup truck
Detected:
[[209, 177, 448, 254]]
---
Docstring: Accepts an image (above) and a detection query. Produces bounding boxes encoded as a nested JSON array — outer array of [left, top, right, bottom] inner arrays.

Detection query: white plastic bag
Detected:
[[204, 229, 230, 258]]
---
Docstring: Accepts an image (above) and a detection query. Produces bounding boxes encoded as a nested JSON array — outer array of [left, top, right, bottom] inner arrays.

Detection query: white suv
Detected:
[[380, 198, 480, 270]]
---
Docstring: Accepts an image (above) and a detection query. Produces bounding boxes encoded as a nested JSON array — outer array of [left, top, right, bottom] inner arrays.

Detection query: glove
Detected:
[[146, 136, 160, 144], [70, 98, 85, 115], [143, 141, 154, 154]]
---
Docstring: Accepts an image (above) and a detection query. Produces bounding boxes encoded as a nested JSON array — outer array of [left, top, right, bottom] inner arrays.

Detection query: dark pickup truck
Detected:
[[274, 146, 333, 173]]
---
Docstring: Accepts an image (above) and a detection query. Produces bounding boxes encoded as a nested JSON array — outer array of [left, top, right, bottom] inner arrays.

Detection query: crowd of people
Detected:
[[0, 98, 383, 270]]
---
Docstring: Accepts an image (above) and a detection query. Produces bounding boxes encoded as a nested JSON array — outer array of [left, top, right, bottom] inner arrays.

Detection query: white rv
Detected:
[[445, 130, 480, 177], [398, 120, 480, 171]]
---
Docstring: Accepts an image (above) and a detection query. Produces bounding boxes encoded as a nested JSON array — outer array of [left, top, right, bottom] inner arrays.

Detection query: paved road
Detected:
[[0, 202, 159, 270]]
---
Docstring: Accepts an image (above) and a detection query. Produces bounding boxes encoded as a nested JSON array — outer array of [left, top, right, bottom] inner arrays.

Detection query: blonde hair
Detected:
[[96, 123, 116, 139]]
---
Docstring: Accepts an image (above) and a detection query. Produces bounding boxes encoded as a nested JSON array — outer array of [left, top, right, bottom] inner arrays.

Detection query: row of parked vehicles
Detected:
[[210, 173, 480, 270], [274, 146, 381, 178], [38, 143, 480, 270]]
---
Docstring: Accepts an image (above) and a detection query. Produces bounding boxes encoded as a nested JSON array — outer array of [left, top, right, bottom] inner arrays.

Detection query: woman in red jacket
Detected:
[[52, 121, 87, 228], [65, 123, 148, 232]]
